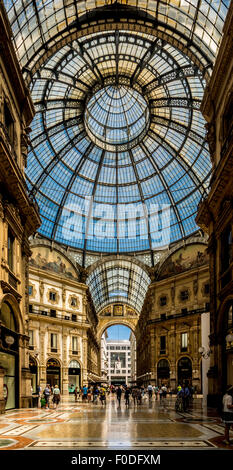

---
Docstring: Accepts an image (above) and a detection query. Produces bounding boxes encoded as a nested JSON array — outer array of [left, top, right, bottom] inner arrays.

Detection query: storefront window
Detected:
[[68, 360, 80, 391], [0, 353, 15, 410]]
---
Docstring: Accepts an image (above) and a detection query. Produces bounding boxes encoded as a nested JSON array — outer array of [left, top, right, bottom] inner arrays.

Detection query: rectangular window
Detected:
[[181, 333, 188, 352], [51, 333, 57, 351], [72, 336, 78, 354], [49, 292, 56, 301], [29, 330, 34, 347], [160, 336, 166, 354], [180, 290, 189, 301], [8, 228, 15, 271], [160, 296, 167, 306], [28, 285, 33, 296]]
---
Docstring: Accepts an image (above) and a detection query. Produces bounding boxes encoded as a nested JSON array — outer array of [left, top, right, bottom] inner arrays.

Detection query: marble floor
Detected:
[[0, 395, 232, 450]]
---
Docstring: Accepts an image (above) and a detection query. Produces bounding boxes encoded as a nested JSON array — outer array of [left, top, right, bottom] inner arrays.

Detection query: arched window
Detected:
[[157, 359, 170, 384], [178, 357, 192, 385], [0, 302, 17, 332], [69, 360, 80, 369]]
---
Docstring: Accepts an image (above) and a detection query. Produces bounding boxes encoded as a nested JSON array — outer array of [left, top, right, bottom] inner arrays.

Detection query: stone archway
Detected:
[[97, 317, 138, 344], [97, 314, 138, 386]]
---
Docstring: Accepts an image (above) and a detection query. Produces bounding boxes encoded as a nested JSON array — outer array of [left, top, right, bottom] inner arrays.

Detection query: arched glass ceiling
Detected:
[[4, 1, 230, 256], [25, 31, 211, 253], [86, 260, 151, 313], [4, 1, 230, 70]]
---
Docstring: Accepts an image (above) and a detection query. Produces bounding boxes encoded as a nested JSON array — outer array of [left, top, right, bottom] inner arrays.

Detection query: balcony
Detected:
[[147, 306, 208, 326], [29, 306, 88, 324]]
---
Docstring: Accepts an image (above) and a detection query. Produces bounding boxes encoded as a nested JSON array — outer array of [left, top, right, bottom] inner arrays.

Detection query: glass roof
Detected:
[[85, 85, 149, 150], [4, 1, 230, 257], [86, 260, 151, 313]]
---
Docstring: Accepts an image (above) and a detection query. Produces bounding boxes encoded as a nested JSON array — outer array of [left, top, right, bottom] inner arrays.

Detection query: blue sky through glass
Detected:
[[106, 325, 132, 340]]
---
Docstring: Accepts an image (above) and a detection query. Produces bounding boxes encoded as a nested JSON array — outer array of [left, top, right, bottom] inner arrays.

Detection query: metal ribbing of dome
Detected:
[[85, 85, 149, 150], [4, 1, 230, 258]]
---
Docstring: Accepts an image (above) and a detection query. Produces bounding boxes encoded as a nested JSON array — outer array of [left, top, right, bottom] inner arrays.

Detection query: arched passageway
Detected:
[[100, 323, 136, 387]]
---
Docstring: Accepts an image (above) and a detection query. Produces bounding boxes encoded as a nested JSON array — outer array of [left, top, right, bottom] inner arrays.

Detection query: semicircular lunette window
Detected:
[[85, 85, 149, 151]]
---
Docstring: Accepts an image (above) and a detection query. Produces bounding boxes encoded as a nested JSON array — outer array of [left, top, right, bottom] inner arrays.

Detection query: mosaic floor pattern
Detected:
[[0, 396, 232, 450]]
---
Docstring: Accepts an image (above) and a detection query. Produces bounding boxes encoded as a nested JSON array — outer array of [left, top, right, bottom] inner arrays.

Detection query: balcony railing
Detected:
[[29, 307, 89, 324], [147, 306, 209, 326]]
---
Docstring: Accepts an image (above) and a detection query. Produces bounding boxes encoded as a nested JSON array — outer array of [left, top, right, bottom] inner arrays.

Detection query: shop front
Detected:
[[0, 301, 19, 411], [29, 356, 38, 393], [157, 359, 170, 386], [68, 360, 81, 393], [46, 358, 61, 389], [178, 357, 192, 386]]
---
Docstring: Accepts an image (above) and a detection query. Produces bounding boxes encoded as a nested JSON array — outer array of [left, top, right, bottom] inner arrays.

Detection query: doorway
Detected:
[[68, 360, 81, 393], [46, 358, 61, 389]]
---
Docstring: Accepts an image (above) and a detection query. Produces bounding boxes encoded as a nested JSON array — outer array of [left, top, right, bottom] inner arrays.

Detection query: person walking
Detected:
[[116, 386, 122, 407], [136, 388, 142, 405], [87, 388, 92, 403], [52, 384, 61, 409], [82, 385, 88, 402], [132, 388, 137, 406], [44, 384, 51, 409], [125, 387, 131, 407], [74, 386, 79, 402], [148, 383, 153, 402], [222, 385, 233, 445], [93, 385, 99, 404], [183, 382, 191, 411], [99, 387, 106, 406]]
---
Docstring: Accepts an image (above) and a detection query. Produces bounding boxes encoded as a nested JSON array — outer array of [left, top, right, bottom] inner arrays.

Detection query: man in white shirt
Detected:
[[222, 384, 233, 445], [148, 384, 153, 401]]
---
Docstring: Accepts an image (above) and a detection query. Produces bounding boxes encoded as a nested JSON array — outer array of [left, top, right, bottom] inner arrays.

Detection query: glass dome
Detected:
[[4, 1, 230, 256], [85, 85, 149, 150]]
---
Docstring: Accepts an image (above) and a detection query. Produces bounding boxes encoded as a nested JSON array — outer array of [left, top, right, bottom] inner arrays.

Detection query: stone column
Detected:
[[150, 328, 156, 385], [62, 332, 69, 395], [19, 334, 32, 408], [39, 329, 46, 391], [82, 336, 88, 385], [39, 365, 47, 392], [192, 320, 201, 391], [168, 326, 176, 390]]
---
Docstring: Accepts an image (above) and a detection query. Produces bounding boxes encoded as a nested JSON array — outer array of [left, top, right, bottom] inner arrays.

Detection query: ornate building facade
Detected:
[[136, 239, 210, 393], [28, 240, 100, 394], [196, 3, 233, 406], [0, 5, 41, 412]]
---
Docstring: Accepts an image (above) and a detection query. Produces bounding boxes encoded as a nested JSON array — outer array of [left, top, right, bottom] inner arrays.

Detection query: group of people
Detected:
[[73, 385, 109, 405], [176, 382, 194, 412], [114, 384, 171, 407], [40, 384, 61, 409]]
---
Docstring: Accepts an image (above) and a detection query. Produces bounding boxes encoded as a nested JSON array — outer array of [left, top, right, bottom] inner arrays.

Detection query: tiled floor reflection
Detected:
[[0, 395, 232, 450]]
